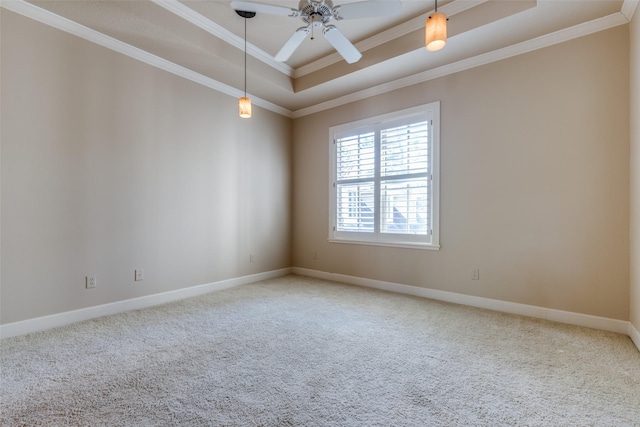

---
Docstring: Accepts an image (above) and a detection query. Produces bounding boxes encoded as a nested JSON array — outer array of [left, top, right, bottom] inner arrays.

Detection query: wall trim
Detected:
[[291, 267, 632, 337], [294, 0, 488, 78], [2, 267, 636, 353], [630, 323, 640, 353], [0, 268, 291, 340], [1, 0, 631, 120], [292, 11, 629, 118], [151, 0, 294, 77], [621, 0, 639, 21], [0, 0, 293, 118]]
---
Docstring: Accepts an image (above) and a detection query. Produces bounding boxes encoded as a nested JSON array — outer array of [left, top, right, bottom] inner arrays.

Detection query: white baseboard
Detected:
[[630, 322, 640, 353], [292, 267, 631, 336], [0, 268, 291, 339], [5, 266, 637, 352]]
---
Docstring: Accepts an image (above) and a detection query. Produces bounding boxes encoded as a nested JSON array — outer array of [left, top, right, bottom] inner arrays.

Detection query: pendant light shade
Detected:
[[239, 96, 252, 118], [425, 1, 447, 52], [237, 10, 255, 118]]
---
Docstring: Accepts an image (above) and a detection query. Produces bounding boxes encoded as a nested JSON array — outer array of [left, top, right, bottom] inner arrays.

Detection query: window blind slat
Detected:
[[332, 104, 438, 244], [336, 182, 375, 232], [336, 132, 375, 180], [381, 121, 430, 177], [380, 178, 430, 235]]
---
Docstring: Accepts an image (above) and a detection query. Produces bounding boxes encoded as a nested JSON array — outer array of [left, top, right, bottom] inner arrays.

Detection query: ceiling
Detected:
[[3, 0, 637, 117]]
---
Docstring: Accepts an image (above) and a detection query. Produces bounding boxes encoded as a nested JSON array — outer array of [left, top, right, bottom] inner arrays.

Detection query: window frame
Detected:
[[328, 102, 441, 250]]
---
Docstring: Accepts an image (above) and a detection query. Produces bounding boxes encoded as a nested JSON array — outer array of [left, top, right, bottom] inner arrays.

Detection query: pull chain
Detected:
[[310, 15, 315, 40]]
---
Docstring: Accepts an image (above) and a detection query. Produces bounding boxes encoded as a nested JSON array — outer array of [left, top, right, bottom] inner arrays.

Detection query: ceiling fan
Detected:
[[230, 0, 402, 64]]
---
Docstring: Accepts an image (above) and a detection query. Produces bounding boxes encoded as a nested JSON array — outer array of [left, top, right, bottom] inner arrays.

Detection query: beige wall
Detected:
[[292, 26, 630, 320], [631, 11, 640, 331], [0, 11, 292, 324], [1, 8, 634, 328]]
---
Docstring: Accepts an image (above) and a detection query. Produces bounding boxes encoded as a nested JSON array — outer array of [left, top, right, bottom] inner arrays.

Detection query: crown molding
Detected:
[[1, 0, 631, 120], [621, 0, 639, 21], [294, 0, 489, 78], [151, 0, 294, 77], [292, 11, 629, 118], [0, 0, 293, 118]]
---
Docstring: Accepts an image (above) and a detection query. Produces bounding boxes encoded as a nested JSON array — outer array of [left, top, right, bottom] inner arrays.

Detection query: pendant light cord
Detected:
[[244, 17, 247, 98]]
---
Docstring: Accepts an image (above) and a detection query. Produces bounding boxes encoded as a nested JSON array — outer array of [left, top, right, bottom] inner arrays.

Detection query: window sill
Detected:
[[328, 238, 440, 251]]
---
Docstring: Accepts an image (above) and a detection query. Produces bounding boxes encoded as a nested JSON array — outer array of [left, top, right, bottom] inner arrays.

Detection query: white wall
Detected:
[[630, 8, 640, 337], [292, 26, 630, 320], [0, 10, 292, 325]]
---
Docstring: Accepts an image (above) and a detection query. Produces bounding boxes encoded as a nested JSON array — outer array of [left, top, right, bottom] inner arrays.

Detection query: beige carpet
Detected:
[[1, 274, 639, 426]]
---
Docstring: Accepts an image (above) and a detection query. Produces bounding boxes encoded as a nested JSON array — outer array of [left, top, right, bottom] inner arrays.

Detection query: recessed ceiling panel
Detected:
[[13, 0, 630, 115]]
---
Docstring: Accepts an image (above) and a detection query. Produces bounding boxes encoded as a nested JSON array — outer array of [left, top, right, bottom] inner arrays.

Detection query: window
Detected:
[[329, 102, 440, 249]]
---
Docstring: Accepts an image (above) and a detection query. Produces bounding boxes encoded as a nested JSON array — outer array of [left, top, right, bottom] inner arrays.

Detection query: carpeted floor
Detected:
[[1, 274, 639, 426]]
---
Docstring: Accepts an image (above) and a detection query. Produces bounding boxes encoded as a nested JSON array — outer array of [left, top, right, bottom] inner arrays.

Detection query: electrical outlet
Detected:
[[312, 251, 317, 260], [86, 276, 96, 289], [472, 269, 480, 280], [135, 269, 144, 281], [250, 254, 255, 263]]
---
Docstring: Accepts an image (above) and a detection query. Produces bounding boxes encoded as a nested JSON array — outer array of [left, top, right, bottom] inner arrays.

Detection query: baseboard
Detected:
[[292, 267, 631, 336], [0, 268, 291, 339], [630, 322, 640, 352], [5, 267, 635, 348]]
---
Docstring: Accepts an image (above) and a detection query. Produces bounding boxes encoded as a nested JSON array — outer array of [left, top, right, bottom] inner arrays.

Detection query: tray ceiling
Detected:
[[2, 0, 636, 117]]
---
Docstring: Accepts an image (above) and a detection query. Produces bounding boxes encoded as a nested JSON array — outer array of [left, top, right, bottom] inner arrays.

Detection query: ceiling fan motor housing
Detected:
[[229, 0, 401, 63], [299, 0, 335, 25]]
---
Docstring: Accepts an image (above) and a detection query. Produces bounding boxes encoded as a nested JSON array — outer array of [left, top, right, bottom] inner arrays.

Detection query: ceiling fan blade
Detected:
[[275, 27, 311, 62], [323, 25, 362, 64], [230, 0, 298, 17], [334, 0, 402, 20]]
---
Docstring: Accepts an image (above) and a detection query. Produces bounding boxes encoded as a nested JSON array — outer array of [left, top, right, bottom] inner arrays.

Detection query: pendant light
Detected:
[[237, 10, 255, 118], [425, 0, 447, 52]]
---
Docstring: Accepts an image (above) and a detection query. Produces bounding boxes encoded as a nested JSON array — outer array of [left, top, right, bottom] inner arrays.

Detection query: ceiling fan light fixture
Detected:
[[425, 1, 446, 52], [230, 0, 402, 64]]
